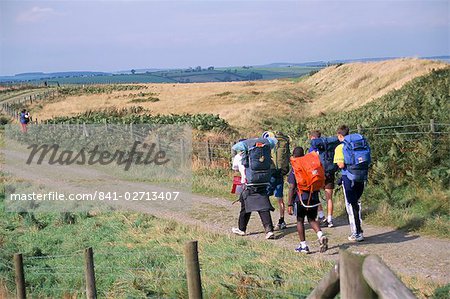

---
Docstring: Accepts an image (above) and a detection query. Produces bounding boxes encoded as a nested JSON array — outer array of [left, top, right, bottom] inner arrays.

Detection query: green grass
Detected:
[[0, 192, 333, 298]]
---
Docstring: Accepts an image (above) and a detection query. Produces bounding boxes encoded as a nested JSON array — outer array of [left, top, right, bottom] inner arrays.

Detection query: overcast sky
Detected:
[[0, 0, 448, 75]]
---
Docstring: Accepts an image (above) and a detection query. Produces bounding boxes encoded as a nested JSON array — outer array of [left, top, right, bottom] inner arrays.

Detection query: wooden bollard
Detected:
[[84, 247, 97, 299], [339, 249, 376, 299], [184, 241, 202, 299], [14, 253, 26, 299], [363, 255, 416, 299]]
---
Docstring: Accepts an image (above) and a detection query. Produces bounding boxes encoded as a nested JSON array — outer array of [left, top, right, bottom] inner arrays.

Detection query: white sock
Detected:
[[300, 241, 307, 248], [317, 231, 323, 239], [318, 211, 324, 218], [327, 215, 333, 222]]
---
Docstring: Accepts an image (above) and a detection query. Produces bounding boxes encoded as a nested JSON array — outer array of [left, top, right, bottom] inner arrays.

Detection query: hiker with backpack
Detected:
[[263, 131, 291, 230], [309, 130, 340, 228], [334, 125, 371, 242], [231, 137, 277, 239], [288, 146, 328, 254], [19, 109, 30, 133], [231, 139, 247, 195]]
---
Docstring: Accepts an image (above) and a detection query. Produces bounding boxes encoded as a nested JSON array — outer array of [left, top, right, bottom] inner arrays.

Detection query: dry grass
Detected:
[[32, 59, 448, 132], [301, 58, 447, 115]]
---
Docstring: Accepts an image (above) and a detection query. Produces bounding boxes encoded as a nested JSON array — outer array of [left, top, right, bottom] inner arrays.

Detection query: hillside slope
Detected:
[[301, 58, 447, 115], [32, 59, 448, 133]]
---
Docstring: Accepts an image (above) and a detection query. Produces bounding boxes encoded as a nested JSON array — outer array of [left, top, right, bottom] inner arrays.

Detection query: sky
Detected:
[[0, 0, 448, 75]]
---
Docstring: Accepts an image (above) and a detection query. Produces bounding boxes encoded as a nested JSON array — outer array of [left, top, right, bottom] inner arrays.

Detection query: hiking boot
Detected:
[[327, 220, 334, 228], [295, 245, 310, 254], [231, 227, 246, 236], [265, 231, 275, 239], [348, 233, 357, 241], [319, 236, 328, 253]]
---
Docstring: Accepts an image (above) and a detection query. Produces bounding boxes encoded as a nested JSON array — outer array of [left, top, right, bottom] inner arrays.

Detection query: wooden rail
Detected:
[[308, 249, 417, 299]]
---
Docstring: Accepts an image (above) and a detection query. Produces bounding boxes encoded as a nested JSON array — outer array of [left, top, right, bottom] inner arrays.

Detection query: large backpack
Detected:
[[291, 152, 325, 203], [291, 152, 325, 208], [273, 132, 291, 176], [343, 134, 371, 182], [242, 138, 272, 185], [310, 136, 340, 176]]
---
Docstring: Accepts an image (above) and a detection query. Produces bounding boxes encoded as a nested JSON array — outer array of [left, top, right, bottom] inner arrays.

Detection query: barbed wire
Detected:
[[24, 252, 84, 260], [363, 123, 430, 130], [24, 266, 84, 271], [28, 272, 83, 276]]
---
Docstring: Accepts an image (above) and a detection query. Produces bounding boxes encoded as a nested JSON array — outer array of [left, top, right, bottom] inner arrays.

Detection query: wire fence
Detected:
[[0, 243, 317, 298]]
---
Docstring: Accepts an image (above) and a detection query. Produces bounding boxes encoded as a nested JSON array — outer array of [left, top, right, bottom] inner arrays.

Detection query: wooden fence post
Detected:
[[430, 119, 435, 133], [362, 255, 416, 299], [84, 247, 97, 299], [206, 140, 212, 164], [156, 133, 161, 152], [357, 124, 362, 134], [180, 138, 186, 166], [184, 241, 202, 299], [339, 249, 376, 299], [83, 123, 89, 137], [130, 122, 134, 139], [230, 142, 235, 160], [14, 253, 26, 299], [307, 262, 339, 299]]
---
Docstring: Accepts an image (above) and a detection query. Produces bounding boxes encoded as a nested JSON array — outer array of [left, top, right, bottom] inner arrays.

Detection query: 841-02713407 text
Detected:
[[95, 191, 180, 201]]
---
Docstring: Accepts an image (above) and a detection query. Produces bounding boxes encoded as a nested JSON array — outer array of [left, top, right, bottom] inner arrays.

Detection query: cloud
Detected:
[[16, 7, 62, 23]]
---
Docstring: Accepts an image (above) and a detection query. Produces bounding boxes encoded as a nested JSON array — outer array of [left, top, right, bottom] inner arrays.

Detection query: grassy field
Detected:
[[0, 189, 335, 298], [24, 59, 448, 134], [0, 190, 444, 299]]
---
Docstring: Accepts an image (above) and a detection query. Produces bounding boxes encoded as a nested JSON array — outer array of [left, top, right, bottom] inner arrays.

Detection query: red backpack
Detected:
[[291, 152, 325, 206]]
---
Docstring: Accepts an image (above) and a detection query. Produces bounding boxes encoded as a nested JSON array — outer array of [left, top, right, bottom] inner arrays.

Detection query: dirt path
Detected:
[[2, 148, 449, 285], [147, 193, 450, 285]]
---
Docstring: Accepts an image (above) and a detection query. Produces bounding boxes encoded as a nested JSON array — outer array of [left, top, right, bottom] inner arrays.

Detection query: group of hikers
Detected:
[[230, 125, 371, 254]]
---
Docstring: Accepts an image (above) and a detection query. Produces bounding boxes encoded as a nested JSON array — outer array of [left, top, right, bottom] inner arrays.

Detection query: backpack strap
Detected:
[[296, 189, 321, 209]]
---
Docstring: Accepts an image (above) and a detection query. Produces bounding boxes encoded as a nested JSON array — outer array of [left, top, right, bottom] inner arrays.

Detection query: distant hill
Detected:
[[257, 55, 450, 68], [0, 67, 320, 84], [32, 58, 448, 134], [1, 55, 448, 84], [0, 71, 111, 83]]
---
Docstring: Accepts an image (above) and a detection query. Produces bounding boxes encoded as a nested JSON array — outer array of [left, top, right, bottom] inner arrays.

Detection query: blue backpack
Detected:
[[310, 136, 340, 176], [241, 138, 272, 185], [343, 134, 371, 182]]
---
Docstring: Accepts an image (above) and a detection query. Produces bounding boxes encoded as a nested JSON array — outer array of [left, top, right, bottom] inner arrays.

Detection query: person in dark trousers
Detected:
[[19, 109, 30, 133], [287, 147, 328, 253], [231, 137, 277, 239], [309, 129, 335, 227], [232, 185, 275, 239], [334, 125, 365, 241]]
